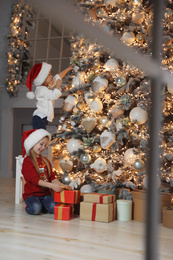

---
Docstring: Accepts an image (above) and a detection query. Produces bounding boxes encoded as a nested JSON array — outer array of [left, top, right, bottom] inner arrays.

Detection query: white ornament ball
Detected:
[[66, 138, 82, 153], [72, 72, 85, 88], [103, 58, 119, 72], [93, 76, 108, 93], [90, 98, 103, 113], [90, 158, 107, 173], [130, 107, 148, 125], [124, 148, 137, 165], [100, 130, 115, 149], [143, 175, 161, 190], [167, 84, 173, 95], [121, 32, 136, 45], [59, 155, 73, 172], [64, 95, 77, 112], [80, 184, 93, 193], [112, 170, 122, 180]]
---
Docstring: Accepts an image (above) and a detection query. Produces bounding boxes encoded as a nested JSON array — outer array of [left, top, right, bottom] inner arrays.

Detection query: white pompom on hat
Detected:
[[22, 129, 51, 157], [26, 62, 52, 99]]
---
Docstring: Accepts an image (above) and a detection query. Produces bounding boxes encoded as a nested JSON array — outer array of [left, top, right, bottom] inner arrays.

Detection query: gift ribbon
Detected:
[[92, 203, 97, 221], [91, 202, 115, 221], [99, 194, 114, 204], [60, 191, 65, 203], [57, 204, 65, 220]]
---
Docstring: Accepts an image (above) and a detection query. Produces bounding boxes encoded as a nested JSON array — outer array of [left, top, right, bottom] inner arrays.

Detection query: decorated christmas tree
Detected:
[[50, 0, 173, 193]]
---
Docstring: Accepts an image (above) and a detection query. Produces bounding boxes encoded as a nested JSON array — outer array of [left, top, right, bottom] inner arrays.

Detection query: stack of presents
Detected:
[[53, 188, 173, 228], [54, 189, 116, 222]]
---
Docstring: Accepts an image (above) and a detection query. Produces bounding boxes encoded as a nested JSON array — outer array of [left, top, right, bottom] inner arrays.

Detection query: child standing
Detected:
[[22, 128, 71, 215], [26, 62, 73, 129]]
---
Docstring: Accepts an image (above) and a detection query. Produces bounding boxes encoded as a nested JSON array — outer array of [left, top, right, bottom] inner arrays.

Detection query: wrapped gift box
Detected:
[[54, 190, 80, 204], [97, 190, 118, 200], [162, 206, 173, 229], [132, 190, 172, 222], [54, 204, 72, 220], [83, 193, 115, 204], [80, 201, 116, 223]]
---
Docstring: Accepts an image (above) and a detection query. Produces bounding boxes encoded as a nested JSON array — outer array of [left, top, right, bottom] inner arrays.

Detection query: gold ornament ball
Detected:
[[136, 33, 145, 43], [93, 144, 102, 153], [132, 12, 144, 24], [121, 32, 136, 45]]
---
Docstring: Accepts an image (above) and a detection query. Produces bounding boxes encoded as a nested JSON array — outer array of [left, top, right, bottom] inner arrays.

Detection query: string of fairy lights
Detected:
[[5, 1, 32, 97]]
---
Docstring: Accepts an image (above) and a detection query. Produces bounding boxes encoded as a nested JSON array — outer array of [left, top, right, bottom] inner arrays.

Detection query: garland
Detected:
[[5, 1, 33, 97]]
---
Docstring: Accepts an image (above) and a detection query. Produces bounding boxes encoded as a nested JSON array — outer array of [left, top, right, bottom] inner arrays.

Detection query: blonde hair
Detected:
[[29, 137, 51, 177]]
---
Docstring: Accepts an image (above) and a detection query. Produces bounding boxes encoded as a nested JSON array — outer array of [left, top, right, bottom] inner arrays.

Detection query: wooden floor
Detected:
[[0, 178, 173, 260]]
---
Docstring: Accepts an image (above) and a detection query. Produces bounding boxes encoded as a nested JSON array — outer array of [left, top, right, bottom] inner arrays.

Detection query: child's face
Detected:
[[44, 70, 53, 87], [33, 137, 49, 156]]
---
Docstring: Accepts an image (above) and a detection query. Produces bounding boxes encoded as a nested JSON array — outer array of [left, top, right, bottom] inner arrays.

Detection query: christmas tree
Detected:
[[50, 0, 173, 193]]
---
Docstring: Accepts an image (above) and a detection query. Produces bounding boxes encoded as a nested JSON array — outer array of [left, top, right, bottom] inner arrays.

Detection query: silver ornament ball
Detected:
[[134, 159, 144, 170], [98, 116, 109, 126], [115, 76, 126, 87], [62, 173, 71, 185], [80, 153, 91, 164]]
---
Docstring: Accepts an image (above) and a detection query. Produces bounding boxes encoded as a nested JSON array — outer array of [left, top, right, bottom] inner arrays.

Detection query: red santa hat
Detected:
[[26, 62, 52, 99], [22, 129, 51, 157]]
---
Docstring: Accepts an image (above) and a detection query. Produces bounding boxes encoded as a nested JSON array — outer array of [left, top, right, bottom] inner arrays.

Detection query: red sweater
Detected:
[[22, 156, 56, 200]]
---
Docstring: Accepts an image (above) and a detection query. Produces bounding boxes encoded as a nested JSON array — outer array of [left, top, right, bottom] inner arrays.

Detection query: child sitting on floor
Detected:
[[22, 128, 71, 215]]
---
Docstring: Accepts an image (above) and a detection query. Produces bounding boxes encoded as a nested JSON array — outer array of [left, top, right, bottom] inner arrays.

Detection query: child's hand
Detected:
[[51, 183, 63, 192], [67, 65, 74, 72]]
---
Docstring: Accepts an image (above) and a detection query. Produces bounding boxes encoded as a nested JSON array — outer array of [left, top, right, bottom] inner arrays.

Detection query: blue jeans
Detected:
[[25, 194, 56, 215], [32, 115, 47, 129]]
